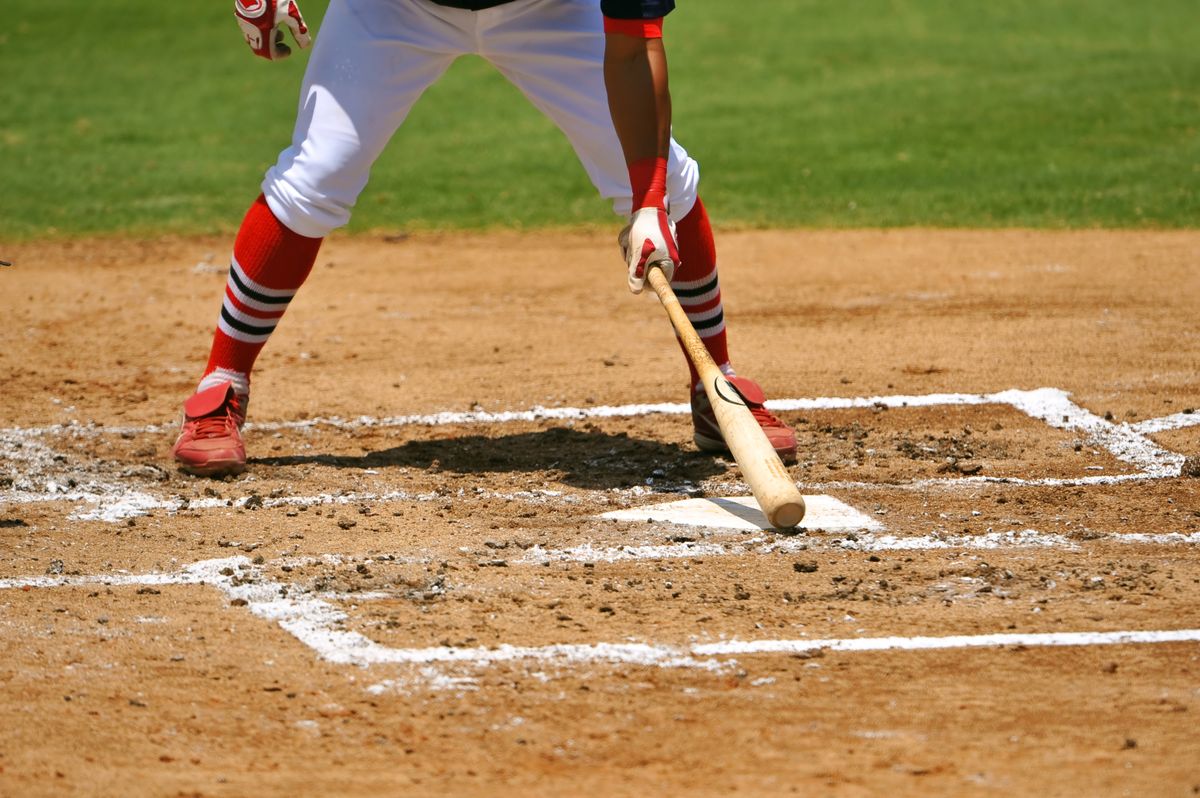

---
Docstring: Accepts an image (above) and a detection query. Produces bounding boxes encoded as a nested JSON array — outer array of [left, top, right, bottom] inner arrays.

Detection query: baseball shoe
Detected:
[[691, 376, 797, 464], [171, 381, 247, 477]]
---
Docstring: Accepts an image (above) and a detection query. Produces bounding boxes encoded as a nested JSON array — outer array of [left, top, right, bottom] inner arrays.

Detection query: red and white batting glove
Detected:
[[234, 0, 311, 61], [619, 207, 679, 294]]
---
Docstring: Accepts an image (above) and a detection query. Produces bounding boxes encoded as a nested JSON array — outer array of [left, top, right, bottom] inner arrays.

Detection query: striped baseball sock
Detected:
[[672, 197, 733, 389], [196, 195, 322, 406]]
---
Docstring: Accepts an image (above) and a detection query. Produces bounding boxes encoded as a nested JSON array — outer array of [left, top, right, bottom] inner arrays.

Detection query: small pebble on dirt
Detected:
[[793, 561, 819, 573], [337, 517, 357, 530]]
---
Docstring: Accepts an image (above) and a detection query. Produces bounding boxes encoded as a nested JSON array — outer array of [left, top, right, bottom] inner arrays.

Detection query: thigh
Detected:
[[480, 0, 699, 221], [264, 0, 468, 236]]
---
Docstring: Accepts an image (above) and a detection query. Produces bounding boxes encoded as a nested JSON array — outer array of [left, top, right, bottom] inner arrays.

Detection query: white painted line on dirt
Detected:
[[599, 495, 884, 533], [691, 629, 1200, 657], [1130, 412, 1200, 435], [363, 627, 1200, 693], [517, 527, 1200, 564], [519, 529, 1078, 564], [0, 568, 208, 591], [767, 392, 996, 412], [807, 473, 1163, 491], [1103, 531, 1200, 545], [0, 558, 722, 671], [1, 486, 575, 523], [772, 529, 1077, 553], [4, 556, 1200, 690], [0, 386, 1178, 440], [546, 528, 1200, 562], [521, 540, 734, 564], [998, 388, 1183, 476]]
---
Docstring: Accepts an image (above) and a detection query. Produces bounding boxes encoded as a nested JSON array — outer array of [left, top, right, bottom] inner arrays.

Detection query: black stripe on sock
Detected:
[[220, 306, 278, 337], [672, 275, 719, 300], [228, 265, 294, 306], [689, 310, 725, 332]]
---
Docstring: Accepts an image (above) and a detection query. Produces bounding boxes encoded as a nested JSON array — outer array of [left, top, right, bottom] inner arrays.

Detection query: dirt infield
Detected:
[[2, 230, 1199, 796]]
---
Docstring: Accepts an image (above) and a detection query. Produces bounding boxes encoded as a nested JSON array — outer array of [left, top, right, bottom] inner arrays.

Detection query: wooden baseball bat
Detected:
[[646, 266, 806, 529]]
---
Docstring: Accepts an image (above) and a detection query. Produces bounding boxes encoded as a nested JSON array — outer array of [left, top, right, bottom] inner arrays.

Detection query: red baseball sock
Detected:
[[671, 197, 732, 389], [196, 195, 323, 402]]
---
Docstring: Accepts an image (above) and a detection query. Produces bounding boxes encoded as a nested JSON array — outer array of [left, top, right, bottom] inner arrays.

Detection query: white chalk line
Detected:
[[520, 529, 1200, 563], [2, 484, 585, 523], [1, 556, 1197, 690], [690, 629, 1200, 657], [1130, 411, 1200, 436], [1, 388, 1191, 522], [7, 387, 1199, 438]]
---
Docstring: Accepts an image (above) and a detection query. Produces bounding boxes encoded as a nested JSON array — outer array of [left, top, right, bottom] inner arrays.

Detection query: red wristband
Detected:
[[629, 156, 668, 211], [603, 16, 664, 39]]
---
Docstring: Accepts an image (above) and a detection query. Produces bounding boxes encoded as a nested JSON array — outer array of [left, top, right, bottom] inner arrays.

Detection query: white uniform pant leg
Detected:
[[477, 0, 700, 222], [263, 0, 471, 237]]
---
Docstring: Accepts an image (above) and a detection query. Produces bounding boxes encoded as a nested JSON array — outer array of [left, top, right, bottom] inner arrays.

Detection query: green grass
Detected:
[[1, 0, 1197, 237]]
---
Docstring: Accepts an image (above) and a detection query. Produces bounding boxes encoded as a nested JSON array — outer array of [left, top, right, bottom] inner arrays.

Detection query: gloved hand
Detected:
[[234, 0, 312, 61], [619, 206, 679, 294]]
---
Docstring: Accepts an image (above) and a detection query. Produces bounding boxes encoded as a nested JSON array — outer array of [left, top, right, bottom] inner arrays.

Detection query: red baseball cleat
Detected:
[[690, 376, 798, 464], [171, 382, 247, 477]]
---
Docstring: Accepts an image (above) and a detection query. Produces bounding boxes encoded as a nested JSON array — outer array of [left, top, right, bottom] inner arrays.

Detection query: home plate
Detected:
[[600, 495, 884, 532]]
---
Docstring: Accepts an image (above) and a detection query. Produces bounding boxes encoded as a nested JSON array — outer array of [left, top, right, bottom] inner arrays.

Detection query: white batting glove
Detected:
[[234, 0, 312, 61], [619, 207, 679, 294]]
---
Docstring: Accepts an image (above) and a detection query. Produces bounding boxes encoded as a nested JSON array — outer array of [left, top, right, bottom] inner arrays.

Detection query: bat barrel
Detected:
[[647, 267, 806, 530]]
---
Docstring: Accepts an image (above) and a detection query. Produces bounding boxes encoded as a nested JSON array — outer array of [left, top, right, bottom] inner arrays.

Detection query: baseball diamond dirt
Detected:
[[1, 229, 1199, 796]]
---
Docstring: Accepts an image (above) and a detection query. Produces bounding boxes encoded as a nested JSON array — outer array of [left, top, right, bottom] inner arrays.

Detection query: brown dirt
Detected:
[[2, 229, 1200, 796]]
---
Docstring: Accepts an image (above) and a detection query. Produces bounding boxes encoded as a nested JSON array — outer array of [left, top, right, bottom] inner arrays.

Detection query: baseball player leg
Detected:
[[174, 0, 470, 475], [479, 0, 794, 460]]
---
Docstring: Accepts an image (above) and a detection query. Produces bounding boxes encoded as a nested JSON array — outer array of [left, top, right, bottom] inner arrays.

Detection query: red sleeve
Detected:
[[603, 16, 664, 38]]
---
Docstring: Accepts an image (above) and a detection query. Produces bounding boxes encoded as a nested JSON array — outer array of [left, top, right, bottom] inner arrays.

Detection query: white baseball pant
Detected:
[[262, 0, 701, 238]]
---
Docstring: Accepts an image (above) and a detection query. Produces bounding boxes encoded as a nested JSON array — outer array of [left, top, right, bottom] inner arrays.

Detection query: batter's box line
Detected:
[[4, 386, 1199, 443], [0, 388, 1190, 521], [2, 555, 1200, 694]]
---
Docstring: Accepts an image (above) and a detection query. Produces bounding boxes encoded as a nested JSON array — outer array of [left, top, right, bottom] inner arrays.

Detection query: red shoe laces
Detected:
[[748, 404, 786, 429], [189, 395, 241, 439], [191, 413, 235, 439]]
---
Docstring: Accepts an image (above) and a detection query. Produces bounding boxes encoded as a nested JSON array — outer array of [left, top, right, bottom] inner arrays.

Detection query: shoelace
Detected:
[[748, 404, 788, 429], [190, 413, 235, 439]]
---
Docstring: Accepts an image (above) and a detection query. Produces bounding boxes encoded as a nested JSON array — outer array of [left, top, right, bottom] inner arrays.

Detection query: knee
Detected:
[[262, 163, 354, 239]]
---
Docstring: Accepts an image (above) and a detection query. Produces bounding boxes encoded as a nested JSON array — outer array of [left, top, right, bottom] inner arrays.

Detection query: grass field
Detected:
[[1, 0, 1197, 238]]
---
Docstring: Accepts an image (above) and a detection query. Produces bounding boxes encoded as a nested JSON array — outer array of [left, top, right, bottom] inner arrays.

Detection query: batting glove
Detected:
[[619, 207, 679, 294], [234, 0, 311, 61]]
